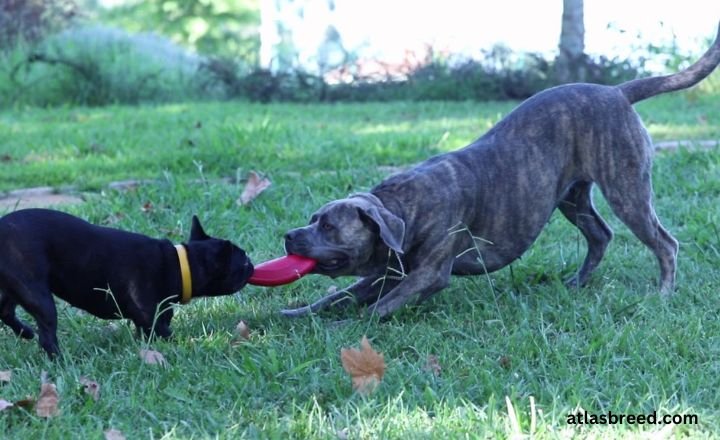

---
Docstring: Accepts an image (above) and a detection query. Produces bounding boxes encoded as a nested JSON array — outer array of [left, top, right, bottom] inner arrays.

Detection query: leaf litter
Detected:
[[139, 349, 168, 367], [340, 336, 386, 395], [36, 371, 59, 418], [79, 376, 100, 401], [238, 171, 271, 205]]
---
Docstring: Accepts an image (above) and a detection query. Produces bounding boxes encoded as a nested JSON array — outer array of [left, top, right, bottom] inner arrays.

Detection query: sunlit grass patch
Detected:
[[1, 96, 719, 438]]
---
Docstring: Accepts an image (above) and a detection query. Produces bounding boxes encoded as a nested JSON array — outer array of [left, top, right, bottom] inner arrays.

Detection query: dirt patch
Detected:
[[0, 187, 84, 211]]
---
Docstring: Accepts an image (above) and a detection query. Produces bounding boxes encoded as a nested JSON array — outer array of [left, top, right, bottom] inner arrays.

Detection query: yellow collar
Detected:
[[174, 244, 192, 304]]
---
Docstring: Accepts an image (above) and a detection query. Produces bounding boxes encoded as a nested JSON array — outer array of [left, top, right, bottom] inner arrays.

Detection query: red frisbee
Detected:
[[248, 255, 317, 286]]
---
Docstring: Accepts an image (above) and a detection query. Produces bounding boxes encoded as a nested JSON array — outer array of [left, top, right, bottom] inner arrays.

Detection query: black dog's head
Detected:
[[284, 194, 405, 277], [185, 216, 253, 297]]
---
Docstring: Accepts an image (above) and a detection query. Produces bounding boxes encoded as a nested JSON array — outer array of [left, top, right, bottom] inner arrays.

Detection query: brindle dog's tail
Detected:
[[619, 22, 720, 104]]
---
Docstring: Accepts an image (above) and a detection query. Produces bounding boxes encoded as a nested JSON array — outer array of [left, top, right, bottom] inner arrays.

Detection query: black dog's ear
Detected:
[[359, 205, 405, 254], [190, 215, 211, 241]]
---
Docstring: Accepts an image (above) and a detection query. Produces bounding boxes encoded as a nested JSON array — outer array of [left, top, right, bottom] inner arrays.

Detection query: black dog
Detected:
[[0, 208, 253, 356]]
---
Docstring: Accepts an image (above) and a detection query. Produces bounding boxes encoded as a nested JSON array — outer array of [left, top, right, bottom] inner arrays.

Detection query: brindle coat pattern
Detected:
[[283, 24, 720, 318]]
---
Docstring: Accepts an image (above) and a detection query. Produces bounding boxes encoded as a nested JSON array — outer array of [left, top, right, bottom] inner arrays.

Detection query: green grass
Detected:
[[0, 92, 719, 438]]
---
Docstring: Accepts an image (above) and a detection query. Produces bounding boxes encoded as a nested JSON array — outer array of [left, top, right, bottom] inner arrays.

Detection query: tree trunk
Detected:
[[556, 0, 586, 83]]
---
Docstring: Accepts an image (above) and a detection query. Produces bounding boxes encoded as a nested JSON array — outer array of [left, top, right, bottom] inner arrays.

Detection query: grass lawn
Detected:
[[0, 92, 719, 438]]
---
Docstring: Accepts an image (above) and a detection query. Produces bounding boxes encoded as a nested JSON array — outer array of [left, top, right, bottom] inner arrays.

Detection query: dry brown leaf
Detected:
[[499, 355, 512, 370], [139, 349, 168, 367], [104, 428, 126, 440], [235, 320, 251, 340], [12, 397, 35, 410], [36, 382, 59, 418], [424, 354, 442, 376], [0, 370, 10, 383], [0, 399, 13, 412], [340, 336, 385, 395], [238, 171, 271, 205], [79, 376, 100, 401]]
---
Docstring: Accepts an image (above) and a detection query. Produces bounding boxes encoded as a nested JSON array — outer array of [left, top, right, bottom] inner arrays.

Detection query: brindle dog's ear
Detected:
[[190, 215, 211, 241], [359, 206, 405, 254]]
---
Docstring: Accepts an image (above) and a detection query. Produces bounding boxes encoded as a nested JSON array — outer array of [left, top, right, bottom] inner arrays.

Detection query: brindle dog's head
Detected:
[[284, 194, 405, 277]]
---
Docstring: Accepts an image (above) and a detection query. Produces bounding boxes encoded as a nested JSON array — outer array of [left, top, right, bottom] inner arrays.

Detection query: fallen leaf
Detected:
[[238, 171, 271, 205], [235, 320, 251, 340], [104, 428, 127, 440], [0, 370, 10, 383], [139, 349, 168, 367], [340, 336, 385, 395], [79, 376, 100, 401], [499, 355, 512, 370], [424, 354, 442, 376], [0, 400, 13, 411], [103, 212, 125, 225], [36, 383, 59, 418], [12, 397, 35, 410], [141, 201, 153, 213]]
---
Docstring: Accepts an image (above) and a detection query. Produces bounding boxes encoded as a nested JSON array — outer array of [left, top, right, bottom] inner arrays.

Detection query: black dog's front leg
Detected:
[[134, 305, 174, 340]]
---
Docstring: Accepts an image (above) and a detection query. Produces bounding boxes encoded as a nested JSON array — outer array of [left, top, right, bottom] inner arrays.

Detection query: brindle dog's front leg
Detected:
[[280, 275, 401, 317], [280, 285, 350, 317], [347, 275, 402, 306], [367, 257, 454, 318]]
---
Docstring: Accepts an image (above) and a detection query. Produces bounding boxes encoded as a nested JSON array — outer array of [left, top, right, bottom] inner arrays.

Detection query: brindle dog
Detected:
[[283, 24, 720, 318]]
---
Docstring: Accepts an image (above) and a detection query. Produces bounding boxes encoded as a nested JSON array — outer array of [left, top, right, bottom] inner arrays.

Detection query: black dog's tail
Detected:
[[619, 21, 720, 104]]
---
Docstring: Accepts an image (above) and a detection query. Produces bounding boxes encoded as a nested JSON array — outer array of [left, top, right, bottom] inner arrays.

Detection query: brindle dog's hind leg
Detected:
[[597, 138, 678, 293], [557, 181, 614, 288], [601, 184, 678, 293]]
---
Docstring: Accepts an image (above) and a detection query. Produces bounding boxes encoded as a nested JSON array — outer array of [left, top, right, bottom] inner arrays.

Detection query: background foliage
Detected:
[[0, 0, 79, 47], [101, 0, 260, 62], [1, 0, 717, 107]]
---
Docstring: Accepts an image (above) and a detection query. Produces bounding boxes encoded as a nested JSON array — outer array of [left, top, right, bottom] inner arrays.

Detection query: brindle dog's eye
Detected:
[[321, 222, 334, 231]]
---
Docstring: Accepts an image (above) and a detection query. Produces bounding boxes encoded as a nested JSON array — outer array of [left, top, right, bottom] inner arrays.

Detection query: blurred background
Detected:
[[0, 0, 718, 108]]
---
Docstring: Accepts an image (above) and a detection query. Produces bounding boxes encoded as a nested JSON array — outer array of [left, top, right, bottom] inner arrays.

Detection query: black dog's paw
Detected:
[[18, 326, 36, 340]]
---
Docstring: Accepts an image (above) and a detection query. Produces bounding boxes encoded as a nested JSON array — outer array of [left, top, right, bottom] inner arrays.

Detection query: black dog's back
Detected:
[[0, 209, 175, 319]]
